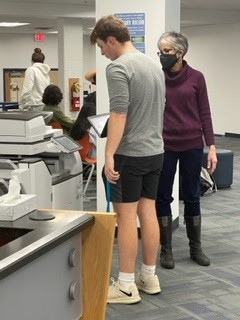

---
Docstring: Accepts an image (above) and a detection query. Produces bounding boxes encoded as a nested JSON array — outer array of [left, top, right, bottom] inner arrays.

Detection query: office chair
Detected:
[[76, 133, 97, 201]]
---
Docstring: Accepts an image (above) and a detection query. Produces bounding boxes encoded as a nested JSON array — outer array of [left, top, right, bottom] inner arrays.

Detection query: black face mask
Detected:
[[160, 53, 178, 71]]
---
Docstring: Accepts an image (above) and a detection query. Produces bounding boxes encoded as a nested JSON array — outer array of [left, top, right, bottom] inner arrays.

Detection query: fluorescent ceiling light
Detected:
[[0, 22, 30, 27]]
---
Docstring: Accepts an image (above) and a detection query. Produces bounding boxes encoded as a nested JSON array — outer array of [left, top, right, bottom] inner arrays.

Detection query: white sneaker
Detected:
[[107, 278, 141, 304], [135, 274, 161, 294]]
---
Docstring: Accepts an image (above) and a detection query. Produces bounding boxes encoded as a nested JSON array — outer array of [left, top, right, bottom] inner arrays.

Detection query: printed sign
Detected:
[[115, 13, 145, 53]]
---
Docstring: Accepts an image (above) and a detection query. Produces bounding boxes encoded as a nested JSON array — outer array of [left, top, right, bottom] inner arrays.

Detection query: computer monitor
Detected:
[[88, 113, 109, 138]]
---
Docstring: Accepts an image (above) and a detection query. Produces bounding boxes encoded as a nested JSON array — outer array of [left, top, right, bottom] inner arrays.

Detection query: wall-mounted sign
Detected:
[[115, 13, 145, 53]]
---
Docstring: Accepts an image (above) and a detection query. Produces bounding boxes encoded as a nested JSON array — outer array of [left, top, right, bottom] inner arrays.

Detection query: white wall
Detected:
[[182, 23, 240, 135], [0, 33, 95, 102], [82, 35, 96, 92]]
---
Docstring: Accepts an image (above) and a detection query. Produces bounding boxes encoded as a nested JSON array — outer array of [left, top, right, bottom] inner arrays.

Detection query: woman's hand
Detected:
[[207, 145, 218, 174]]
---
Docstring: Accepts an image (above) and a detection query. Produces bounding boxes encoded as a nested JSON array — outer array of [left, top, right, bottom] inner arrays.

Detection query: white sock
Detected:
[[118, 271, 135, 288], [140, 263, 156, 281]]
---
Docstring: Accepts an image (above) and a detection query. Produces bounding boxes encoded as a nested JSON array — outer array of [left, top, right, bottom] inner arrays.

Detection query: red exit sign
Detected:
[[34, 32, 45, 42]]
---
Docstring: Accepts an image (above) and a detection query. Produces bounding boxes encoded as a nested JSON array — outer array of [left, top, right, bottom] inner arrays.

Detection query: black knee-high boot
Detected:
[[185, 215, 210, 266], [158, 216, 175, 269]]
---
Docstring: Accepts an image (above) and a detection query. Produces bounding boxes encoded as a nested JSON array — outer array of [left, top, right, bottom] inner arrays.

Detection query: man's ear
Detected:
[[107, 36, 116, 46]]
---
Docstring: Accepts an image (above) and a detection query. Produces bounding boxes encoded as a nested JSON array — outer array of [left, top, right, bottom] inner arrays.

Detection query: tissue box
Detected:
[[0, 194, 37, 221]]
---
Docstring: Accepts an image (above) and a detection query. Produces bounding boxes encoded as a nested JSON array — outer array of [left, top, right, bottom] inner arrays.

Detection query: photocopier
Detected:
[[0, 111, 83, 210]]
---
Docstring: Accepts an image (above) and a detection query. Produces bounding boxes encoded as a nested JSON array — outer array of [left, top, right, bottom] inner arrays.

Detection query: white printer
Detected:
[[0, 111, 83, 210]]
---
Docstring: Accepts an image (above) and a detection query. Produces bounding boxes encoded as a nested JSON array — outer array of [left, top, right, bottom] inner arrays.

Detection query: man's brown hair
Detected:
[[90, 14, 130, 44]]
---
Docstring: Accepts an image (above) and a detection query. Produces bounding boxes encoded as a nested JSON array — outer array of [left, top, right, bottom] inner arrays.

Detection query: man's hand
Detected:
[[104, 155, 120, 184]]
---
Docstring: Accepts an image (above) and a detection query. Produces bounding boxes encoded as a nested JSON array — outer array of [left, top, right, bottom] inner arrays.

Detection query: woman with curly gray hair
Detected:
[[156, 31, 217, 269]]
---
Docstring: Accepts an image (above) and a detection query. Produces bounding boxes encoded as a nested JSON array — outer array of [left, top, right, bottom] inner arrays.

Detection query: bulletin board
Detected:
[[3, 68, 58, 102]]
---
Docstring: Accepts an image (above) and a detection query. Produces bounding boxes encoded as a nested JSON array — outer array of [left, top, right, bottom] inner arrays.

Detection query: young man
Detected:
[[90, 14, 165, 304]]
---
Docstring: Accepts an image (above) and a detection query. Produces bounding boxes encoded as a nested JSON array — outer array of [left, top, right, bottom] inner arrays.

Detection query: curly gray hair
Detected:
[[157, 31, 189, 56]]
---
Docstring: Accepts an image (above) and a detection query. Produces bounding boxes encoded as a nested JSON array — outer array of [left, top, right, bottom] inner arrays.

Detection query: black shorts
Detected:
[[102, 153, 164, 203]]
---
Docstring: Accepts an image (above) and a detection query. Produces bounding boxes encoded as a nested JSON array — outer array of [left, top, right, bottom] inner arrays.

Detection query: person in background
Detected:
[[42, 84, 74, 135], [156, 31, 217, 269], [70, 102, 96, 158], [84, 69, 96, 105], [90, 14, 165, 304], [19, 48, 50, 110]]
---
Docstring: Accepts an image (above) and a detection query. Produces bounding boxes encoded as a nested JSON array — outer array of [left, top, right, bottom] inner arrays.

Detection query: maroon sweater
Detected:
[[163, 61, 215, 152]]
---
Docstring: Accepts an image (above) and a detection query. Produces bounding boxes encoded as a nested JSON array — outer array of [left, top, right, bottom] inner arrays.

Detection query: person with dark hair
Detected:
[[19, 48, 50, 110], [70, 102, 96, 158], [90, 14, 165, 304], [156, 31, 217, 269], [42, 84, 74, 135]]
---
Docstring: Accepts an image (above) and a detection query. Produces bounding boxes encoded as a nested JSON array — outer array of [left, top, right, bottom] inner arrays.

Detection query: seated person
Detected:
[[70, 102, 96, 158], [42, 84, 74, 135]]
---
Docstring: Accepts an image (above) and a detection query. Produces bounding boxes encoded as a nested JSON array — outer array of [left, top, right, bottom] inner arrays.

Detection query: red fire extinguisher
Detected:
[[71, 82, 80, 111]]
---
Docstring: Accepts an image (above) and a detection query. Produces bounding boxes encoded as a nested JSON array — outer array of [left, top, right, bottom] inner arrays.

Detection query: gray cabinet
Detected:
[[0, 233, 82, 320]]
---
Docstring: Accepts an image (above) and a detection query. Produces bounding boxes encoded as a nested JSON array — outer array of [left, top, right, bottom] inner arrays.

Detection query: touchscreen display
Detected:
[[53, 135, 81, 152]]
